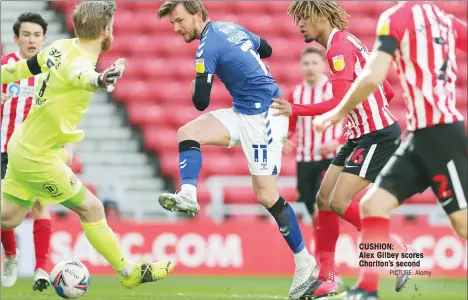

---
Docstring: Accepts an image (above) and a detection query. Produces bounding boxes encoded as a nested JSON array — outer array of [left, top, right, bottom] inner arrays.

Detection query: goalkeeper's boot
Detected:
[[158, 192, 200, 216], [32, 268, 50, 292], [2, 249, 19, 288], [395, 244, 416, 292], [317, 288, 379, 300], [120, 260, 174, 289], [289, 254, 319, 299]]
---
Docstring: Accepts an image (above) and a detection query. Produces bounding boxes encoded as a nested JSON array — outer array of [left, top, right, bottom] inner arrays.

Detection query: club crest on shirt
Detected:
[[332, 55, 345, 72], [195, 59, 205, 73]]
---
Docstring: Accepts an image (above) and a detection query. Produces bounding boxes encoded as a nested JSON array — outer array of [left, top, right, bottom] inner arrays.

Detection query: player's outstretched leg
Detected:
[[1, 193, 35, 288], [31, 201, 52, 292], [158, 114, 232, 216], [252, 175, 318, 300], [66, 187, 175, 289]]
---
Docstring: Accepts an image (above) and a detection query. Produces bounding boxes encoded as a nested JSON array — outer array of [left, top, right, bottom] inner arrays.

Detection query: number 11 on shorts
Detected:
[[253, 144, 268, 163]]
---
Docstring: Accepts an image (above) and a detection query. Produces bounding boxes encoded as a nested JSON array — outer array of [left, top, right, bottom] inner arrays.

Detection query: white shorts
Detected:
[[210, 108, 288, 176]]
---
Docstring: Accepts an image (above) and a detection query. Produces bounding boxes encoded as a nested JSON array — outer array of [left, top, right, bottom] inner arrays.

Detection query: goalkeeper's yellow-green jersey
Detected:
[[1, 38, 100, 153]]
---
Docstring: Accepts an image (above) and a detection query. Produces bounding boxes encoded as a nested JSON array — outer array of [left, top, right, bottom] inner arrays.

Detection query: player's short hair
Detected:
[[13, 13, 48, 37], [301, 47, 324, 59], [72, 1, 116, 40], [288, 0, 349, 30], [157, 1, 208, 21]]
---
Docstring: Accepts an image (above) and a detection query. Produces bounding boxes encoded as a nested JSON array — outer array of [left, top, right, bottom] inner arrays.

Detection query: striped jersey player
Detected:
[[1, 52, 36, 153], [285, 46, 345, 223], [312, 2, 467, 299], [275, 1, 409, 298]]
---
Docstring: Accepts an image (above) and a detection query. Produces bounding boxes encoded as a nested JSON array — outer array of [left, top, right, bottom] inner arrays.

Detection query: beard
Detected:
[[101, 36, 112, 51], [183, 19, 199, 43]]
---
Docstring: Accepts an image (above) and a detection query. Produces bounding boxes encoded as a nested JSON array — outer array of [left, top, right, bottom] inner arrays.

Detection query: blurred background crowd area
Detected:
[[1, 1, 467, 223]]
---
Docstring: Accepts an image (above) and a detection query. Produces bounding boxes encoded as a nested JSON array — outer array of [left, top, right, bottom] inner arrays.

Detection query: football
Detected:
[[50, 260, 91, 299]]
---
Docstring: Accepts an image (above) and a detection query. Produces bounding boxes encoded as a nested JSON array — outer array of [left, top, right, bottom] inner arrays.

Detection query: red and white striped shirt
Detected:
[[377, 1, 465, 131], [327, 29, 397, 138], [291, 30, 397, 139], [1, 52, 37, 153], [288, 77, 345, 162]]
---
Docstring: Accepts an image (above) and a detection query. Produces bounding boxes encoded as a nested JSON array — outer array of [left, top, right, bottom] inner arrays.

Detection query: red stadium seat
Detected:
[[144, 126, 178, 154]]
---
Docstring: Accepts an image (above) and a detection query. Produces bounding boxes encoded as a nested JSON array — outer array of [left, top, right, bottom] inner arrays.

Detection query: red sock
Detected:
[[316, 211, 340, 282], [33, 219, 52, 271], [342, 201, 361, 230], [1, 229, 17, 257], [357, 217, 390, 292]]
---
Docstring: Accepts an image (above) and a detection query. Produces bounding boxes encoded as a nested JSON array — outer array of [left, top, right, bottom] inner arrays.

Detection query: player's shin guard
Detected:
[[268, 196, 305, 254], [33, 219, 51, 271], [1, 229, 17, 257], [179, 140, 202, 192], [81, 219, 131, 273], [357, 217, 390, 292], [316, 211, 339, 282]]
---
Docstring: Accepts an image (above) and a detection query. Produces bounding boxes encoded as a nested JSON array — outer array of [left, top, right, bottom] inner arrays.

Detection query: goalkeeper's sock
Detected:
[[81, 219, 133, 276], [268, 196, 306, 254], [179, 140, 202, 199], [1, 229, 17, 257]]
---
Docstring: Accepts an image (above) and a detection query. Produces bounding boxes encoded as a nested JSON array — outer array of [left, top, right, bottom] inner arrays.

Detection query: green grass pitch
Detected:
[[2, 276, 467, 300]]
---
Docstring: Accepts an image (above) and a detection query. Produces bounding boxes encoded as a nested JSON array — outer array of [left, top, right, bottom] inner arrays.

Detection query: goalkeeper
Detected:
[[1, 1, 174, 288]]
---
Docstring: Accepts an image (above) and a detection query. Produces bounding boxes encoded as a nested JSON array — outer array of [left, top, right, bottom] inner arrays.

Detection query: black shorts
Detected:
[[1, 153, 7, 179], [331, 122, 401, 182], [376, 121, 468, 215], [297, 159, 333, 215]]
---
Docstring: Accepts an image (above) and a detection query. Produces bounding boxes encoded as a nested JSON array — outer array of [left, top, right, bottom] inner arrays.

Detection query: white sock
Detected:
[[117, 261, 134, 278], [180, 184, 198, 202], [294, 247, 312, 267]]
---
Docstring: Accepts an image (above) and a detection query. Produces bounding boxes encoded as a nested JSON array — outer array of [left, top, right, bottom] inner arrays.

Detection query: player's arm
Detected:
[[330, 52, 393, 117], [290, 80, 352, 116], [286, 90, 297, 138], [1, 55, 44, 84], [239, 25, 272, 59], [287, 43, 356, 117], [66, 58, 125, 92], [257, 37, 272, 59], [192, 44, 218, 111]]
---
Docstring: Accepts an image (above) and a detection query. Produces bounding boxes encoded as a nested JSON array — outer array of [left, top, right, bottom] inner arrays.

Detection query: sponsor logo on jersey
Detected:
[[7, 83, 21, 97]]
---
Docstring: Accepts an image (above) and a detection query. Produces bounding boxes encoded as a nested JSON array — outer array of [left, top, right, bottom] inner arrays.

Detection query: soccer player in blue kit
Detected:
[[157, 1, 317, 299]]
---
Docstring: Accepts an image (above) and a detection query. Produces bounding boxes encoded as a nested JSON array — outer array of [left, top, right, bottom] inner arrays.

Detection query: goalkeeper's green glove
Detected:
[[94, 58, 126, 92]]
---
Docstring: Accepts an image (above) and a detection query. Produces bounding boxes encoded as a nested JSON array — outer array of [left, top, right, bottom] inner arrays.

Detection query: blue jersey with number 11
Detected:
[[195, 21, 281, 115]]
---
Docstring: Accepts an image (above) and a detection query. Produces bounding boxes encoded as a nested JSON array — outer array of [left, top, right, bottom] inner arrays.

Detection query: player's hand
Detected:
[[319, 140, 340, 156], [282, 139, 296, 156], [95, 58, 126, 92], [190, 79, 195, 95], [271, 97, 292, 116], [1, 93, 12, 104], [313, 109, 346, 132]]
